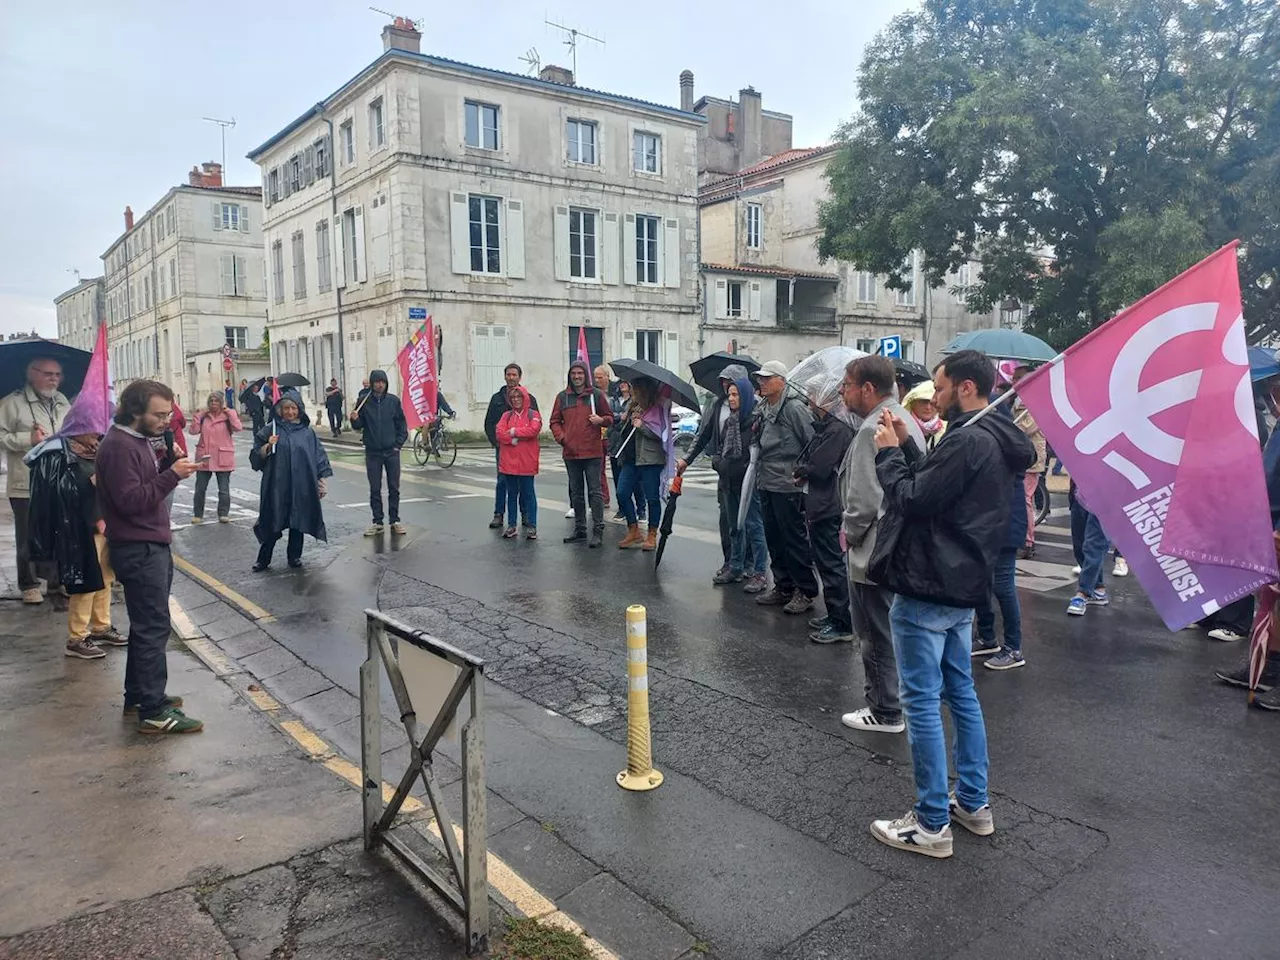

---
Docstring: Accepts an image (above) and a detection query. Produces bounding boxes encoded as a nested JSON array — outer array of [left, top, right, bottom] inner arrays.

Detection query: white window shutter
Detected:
[[240, 206, 249, 232], [505, 199, 525, 278], [235, 255, 248, 296], [602, 212, 620, 285], [665, 331, 680, 374], [553, 205, 571, 281], [663, 217, 681, 288], [353, 205, 367, 283], [622, 329, 635, 357], [449, 192, 470, 274], [333, 216, 346, 288], [623, 214, 637, 285], [219, 254, 234, 295], [749, 281, 762, 321], [715, 279, 728, 319], [212, 201, 222, 230]]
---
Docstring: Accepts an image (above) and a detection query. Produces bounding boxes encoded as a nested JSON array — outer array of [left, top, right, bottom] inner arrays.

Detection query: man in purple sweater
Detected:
[[96, 380, 200, 733]]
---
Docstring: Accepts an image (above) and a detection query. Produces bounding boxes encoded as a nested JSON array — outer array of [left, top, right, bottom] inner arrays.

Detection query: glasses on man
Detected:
[[32, 368, 63, 379]]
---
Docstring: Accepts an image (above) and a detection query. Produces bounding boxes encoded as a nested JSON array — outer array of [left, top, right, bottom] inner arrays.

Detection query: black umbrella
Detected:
[[0, 338, 92, 397], [894, 358, 931, 385], [607, 357, 699, 411], [276, 372, 310, 388], [654, 475, 683, 569], [689, 352, 760, 398]]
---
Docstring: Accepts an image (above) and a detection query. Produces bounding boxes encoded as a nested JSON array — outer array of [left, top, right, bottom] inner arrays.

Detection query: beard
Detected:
[[940, 402, 964, 423], [35, 387, 56, 400]]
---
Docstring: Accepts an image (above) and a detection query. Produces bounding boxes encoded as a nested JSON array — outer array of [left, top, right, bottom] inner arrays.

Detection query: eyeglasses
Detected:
[[31, 369, 62, 379]]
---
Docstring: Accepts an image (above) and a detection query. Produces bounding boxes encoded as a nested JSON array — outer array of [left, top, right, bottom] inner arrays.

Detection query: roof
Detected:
[[101, 184, 262, 258], [701, 262, 838, 281], [54, 277, 104, 303], [249, 48, 706, 160], [700, 145, 838, 198]]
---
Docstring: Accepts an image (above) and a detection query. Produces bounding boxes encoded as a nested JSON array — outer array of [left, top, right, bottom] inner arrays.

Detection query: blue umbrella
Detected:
[[942, 329, 1057, 363], [1249, 346, 1280, 383]]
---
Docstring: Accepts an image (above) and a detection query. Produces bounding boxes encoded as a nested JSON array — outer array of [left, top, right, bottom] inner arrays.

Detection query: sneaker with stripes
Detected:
[[870, 809, 953, 859], [137, 707, 204, 735], [840, 706, 905, 734]]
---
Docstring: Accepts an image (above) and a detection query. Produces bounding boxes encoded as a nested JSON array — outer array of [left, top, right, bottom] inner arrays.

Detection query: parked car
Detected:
[[671, 405, 700, 452]]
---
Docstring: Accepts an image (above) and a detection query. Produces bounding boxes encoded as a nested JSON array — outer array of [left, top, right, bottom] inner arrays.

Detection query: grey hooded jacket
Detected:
[[754, 390, 815, 494]]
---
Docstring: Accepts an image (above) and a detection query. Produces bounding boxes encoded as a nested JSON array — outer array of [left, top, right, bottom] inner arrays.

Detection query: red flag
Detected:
[[270, 377, 281, 406], [396, 316, 438, 430], [576, 327, 590, 366]]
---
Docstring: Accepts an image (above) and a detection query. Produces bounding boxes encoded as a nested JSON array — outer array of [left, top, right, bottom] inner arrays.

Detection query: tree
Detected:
[[818, 0, 1280, 347]]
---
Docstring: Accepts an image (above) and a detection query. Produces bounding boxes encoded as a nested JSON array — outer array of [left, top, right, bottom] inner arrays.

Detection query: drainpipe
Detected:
[[318, 105, 347, 393]]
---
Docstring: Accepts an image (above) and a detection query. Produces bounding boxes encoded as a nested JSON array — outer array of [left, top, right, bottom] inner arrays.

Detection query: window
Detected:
[[369, 97, 385, 148], [746, 203, 761, 249], [219, 203, 240, 231], [635, 214, 660, 284], [855, 271, 877, 304], [727, 281, 744, 317], [340, 120, 354, 165], [168, 258, 177, 299], [314, 136, 329, 178], [470, 324, 511, 403], [292, 230, 306, 299], [954, 263, 972, 304], [465, 101, 500, 150], [286, 156, 302, 195], [468, 195, 501, 273], [896, 254, 917, 307], [271, 240, 284, 304], [633, 131, 661, 174], [856, 338, 875, 353], [569, 207, 597, 279], [636, 329, 661, 364], [220, 254, 249, 296], [566, 119, 597, 164], [343, 208, 361, 281], [166, 205, 175, 234], [316, 220, 332, 293], [225, 326, 248, 349], [567, 326, 603, 370]]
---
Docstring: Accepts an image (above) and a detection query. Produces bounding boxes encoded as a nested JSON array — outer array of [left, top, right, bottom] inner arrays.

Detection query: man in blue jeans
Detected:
[[1068, 480, 1111, 615], [870, 350, 1035, 858]]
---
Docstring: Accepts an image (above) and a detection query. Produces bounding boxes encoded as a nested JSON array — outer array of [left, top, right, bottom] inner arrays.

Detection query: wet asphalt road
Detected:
[[170, 434, 1279, 959]]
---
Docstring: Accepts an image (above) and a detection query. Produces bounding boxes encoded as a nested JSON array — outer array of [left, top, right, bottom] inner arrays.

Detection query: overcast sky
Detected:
[[0, 0, 916, 338]]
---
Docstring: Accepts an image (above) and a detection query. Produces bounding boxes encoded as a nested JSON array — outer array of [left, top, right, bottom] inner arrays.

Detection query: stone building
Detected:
[[247, 20, 704, 426], [53, 277, 105, 352], [679, 72, 794, 187], [99, 163, 268, 407]]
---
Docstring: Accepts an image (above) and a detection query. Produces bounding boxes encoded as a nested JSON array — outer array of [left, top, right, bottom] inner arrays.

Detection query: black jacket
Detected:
[[350, 390, 408, 452], [27, 445, 104, 595], [794, 415, 855, 522], [484, 386, 539, 447], [240, 387, 264, 418], [874, 407, 1036, 608]]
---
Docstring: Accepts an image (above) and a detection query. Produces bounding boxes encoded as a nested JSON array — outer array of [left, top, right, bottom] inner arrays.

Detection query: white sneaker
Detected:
[[1071, 565, 1081, 575], [840, 706, 905, 734], [1208, 627, 1246, 643], [870, 810, 953, 859], [1113, 557, 1129, 577], [564, 506, 576, 518], [364, 523, 385, 537], [948, 793, 995, 836]]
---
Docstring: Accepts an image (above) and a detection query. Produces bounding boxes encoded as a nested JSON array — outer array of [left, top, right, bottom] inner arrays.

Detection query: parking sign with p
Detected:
[[876, 335, 902, 359]]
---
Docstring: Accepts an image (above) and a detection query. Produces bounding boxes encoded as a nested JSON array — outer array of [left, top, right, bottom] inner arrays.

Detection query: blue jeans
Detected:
[[890, 595, 990, 832], [503, 474, 536, 528], [618, 463, 662, 527], [975, 547, 1022, 651], [1070, 498, 1109, 594], [726, 481, 767, 576], [493, 448, 506, 516]]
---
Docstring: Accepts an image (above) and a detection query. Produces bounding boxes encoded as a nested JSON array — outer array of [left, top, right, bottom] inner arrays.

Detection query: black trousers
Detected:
[[759, 490, 817, 598], [808, 515, 851, 630], [110, 541, 174, 718], [250, 411, 265, 436], [10, 497, 38, 590], [257, 529, 304, 566], [327, 408, 342, 433], [366, 449, 401, 524], [566, 457, 604, 533], [851, 581, 903, 721]]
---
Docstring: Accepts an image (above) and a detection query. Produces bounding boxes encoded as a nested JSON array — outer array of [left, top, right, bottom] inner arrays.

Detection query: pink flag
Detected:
[[396, 316, 438, 430], [57, 323, 114, 437], [576, 327, 590, 366], [1016, 242, 1277, 630]]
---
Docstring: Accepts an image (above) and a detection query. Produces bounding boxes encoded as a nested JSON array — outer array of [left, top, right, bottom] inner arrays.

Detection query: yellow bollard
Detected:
[[616, 605, 663, 791]]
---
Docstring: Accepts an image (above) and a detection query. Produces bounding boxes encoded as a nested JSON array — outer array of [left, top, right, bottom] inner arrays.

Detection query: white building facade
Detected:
[[699, 147, 1000, 368], [248, 23, 703, 427], [54, 277, 105, 352], [100, 165, 268, 408]]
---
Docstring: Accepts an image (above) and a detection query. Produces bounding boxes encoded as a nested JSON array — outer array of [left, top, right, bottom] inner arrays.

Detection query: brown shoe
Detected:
[[618, 523, 644, 549], [755, 587, 792, 606], [641, 528, 658, 552]]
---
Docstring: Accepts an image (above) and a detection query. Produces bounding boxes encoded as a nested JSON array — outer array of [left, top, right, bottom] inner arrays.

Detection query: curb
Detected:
[[170, 591, 623, 960]]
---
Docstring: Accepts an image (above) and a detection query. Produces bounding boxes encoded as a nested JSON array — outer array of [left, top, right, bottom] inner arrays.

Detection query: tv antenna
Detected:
[[67, 267, 81, 283], [519, 47, 542, 76], [201, 116, 236, 177], [369, 7, 423, 30], [545, 19, 604, 79]]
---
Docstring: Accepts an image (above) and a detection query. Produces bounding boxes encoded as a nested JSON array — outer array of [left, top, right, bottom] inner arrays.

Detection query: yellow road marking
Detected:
[[280, 720, 333, 758], [173, 553, 277, 623], [168, 597, 201, 640], [185, 637, 239, 677], [244, 687, 281, 711]]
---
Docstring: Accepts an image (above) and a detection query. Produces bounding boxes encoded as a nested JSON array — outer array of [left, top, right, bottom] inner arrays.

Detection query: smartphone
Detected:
[[196, 455, 212, 463]]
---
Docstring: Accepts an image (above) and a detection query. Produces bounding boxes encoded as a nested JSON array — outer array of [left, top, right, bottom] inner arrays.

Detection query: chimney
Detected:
[[738, 86, 763, 168], [124, 206, 134, 231], [539, 64, 575, 86], [679, 70, 694, 112], [188, 162, 224, 188], [382, 16, 421, 53]]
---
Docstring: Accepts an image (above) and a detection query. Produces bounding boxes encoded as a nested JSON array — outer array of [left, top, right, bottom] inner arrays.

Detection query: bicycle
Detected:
[[412, 415, 457, 468], [1032, 472, 1050, 526]]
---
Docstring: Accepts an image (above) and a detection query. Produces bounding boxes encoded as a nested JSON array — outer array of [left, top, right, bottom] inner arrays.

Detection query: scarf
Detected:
[[722, 412, 744, 462], [914, 413, 944, 437]]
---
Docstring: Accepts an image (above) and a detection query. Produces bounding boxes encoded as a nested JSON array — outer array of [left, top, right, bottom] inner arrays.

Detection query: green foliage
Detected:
[[818, 0, 1280, 347], [492, 916, 594, 960]]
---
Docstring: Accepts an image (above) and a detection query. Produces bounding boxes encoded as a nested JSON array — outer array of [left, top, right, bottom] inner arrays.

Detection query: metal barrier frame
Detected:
[[360, 609, 488, 955]]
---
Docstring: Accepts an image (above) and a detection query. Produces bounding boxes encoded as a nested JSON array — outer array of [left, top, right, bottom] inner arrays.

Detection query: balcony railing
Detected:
[[781, 306, 838, 330]]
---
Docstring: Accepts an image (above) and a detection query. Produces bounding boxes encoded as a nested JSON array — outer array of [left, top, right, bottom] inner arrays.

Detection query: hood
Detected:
[[728, 372, 756, 424], [506, 385, 533, 418], [566, 362, 591, 394], [273, 388, 311, 426], [370, 369, 389, 385], [719, 363, 750, 384], [967, 406, 1036, 472]]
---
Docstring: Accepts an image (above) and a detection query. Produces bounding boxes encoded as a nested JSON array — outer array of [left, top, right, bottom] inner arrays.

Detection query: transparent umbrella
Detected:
[[786, 345, 867, 427]]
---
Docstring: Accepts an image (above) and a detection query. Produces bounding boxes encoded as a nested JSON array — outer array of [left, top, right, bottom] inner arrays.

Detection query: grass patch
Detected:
[[492, 917, 594, 960]]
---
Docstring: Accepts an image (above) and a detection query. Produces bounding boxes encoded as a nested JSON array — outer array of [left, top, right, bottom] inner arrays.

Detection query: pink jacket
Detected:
[[188, 408, 243, 472]]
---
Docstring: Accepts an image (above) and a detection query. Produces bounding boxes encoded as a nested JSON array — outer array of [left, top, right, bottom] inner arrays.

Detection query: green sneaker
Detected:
[[137, 707, 203, 735], [123, 695, 184, 715]]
